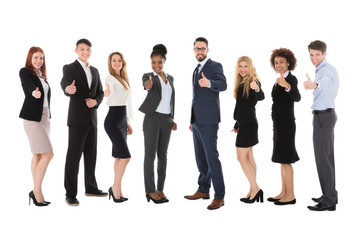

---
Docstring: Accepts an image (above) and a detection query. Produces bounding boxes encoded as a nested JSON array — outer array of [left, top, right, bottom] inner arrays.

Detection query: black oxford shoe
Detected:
[[308, 202, 336, 211]]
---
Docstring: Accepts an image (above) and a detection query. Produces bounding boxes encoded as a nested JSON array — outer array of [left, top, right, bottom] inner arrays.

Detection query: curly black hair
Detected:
[[151, 44, 167, 60], [270, 48, 297, 71]]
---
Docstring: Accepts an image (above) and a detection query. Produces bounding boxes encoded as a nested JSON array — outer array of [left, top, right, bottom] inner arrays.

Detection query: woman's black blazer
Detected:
[[271, 72, 300, 121], [19, 68, 51, 122]]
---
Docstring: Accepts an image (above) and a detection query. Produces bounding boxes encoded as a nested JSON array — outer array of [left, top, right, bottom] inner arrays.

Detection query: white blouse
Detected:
[[105, 75, 134, 123], [153, 71, 172, 114], [40, 77, 49, 107]]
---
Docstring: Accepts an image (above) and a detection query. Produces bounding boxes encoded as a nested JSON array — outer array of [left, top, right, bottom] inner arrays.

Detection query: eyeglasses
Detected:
[[194, 47, 207, 52]]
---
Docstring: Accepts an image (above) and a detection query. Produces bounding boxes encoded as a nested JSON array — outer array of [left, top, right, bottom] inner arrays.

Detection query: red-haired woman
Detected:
[[19, 47, 53, 207]]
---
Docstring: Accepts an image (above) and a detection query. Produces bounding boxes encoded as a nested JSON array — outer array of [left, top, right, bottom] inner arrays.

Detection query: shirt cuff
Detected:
[[285, 85, 291, 92], [208, 81, 212, 89]]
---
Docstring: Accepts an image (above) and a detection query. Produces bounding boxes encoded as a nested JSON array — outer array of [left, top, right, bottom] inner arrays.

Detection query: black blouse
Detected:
[[233, 83, 264, 128], [271, 72, 301, 121]]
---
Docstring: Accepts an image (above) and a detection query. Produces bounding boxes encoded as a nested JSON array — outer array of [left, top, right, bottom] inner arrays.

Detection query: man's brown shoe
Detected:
[[184, 191, 210, 200], [207, 199, 224, 210]]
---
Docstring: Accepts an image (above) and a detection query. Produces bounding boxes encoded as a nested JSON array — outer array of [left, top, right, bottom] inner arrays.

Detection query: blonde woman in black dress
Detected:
[[232, 56, 264, 203], [268, 48, 301, 205]]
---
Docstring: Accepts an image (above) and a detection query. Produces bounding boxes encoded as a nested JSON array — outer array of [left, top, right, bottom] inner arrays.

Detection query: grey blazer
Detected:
[[139, 72, 175, 118]]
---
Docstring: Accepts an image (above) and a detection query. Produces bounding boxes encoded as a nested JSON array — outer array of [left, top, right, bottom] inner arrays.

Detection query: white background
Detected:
[[1, 0, 359, 239]]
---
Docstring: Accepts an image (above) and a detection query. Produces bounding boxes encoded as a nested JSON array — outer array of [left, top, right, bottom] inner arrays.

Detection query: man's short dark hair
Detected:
[[308, 40, 327, 54], [76, 38, 92, 47], [194, 37, 208, 47]]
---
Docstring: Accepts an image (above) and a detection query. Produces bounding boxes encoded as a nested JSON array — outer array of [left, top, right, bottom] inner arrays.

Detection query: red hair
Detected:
[[25, 46, 47, 80]]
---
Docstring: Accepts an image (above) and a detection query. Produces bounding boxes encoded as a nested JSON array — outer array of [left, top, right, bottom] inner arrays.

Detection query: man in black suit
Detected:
[[184, 37, 227, 210], [61, 39, 107, 206]]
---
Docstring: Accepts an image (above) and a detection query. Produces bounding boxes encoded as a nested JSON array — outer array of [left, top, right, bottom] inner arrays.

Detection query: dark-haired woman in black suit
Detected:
[[139, 44, 177, 204], [20, 47, 53, 207], [268, 48, 301, 205]]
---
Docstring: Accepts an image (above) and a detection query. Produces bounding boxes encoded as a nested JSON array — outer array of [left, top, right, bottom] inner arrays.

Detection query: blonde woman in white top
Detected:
[[104, 52, 133, 203]]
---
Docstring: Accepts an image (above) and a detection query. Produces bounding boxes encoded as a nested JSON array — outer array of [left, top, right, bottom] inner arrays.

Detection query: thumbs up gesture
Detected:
[[66, 80, 76, 94], [145, 75, 153, 90], [33, 87, 41, 99], [250, 76, 259, 91], [304, 73, 317, 90], [276, 73, 290, 89], [104, 83, 110, 97], [198, 72, 210, 87]]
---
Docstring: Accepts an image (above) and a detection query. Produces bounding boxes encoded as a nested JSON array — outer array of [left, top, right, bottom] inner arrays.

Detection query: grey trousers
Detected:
[[143, 113, 173, 193], [313, 111, 338, 205]]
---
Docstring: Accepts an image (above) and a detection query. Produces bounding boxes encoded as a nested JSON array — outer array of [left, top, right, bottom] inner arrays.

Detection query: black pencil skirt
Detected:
[[272, 119, 299, 164], [104, 106, 131, 158]]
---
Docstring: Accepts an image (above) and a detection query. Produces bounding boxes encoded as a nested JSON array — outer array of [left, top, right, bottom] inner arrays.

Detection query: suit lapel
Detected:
[[74, 60, 90, 91], [33, 74, 43, 93], [200, 58, 212, 76], [153, 74, 162, 95], [90, 67, 96, 90]]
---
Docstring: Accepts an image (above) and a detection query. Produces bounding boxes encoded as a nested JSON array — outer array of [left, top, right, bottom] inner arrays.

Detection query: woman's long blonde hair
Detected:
[[234, 56, 260, 99], [108, 52, 130, 90]]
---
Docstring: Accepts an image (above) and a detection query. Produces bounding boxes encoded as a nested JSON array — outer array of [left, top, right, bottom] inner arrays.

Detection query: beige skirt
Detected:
[[24, 107, 53, 154]]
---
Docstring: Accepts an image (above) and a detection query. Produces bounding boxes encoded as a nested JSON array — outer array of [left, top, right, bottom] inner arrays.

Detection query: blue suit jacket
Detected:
[[191, 58, 227, 124]]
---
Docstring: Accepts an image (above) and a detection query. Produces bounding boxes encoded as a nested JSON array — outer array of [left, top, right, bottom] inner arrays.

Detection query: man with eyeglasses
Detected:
[[184, 37, 227, 210]]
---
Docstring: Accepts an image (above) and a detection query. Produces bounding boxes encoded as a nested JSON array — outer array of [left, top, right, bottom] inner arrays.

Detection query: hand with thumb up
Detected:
[[65, 80, 77, 94], [145, 75, 153, 90], [250, 76, 259, 91], [33, 87, 41, 99], [276, 73, 290, 89], [304, 73, 317, 90], [104, 83, 110, 97], [198, 72, 210, 88]]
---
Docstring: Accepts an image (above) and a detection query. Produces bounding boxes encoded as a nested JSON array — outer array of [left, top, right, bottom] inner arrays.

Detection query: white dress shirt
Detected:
[[153, 71, 172, 114], [105, 75, 134, 123], [77, 59, 92, 88]]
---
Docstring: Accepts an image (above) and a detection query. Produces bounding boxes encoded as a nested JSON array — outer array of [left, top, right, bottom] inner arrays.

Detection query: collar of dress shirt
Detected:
[[315, 59, 327, 73], [152, 71, 168, 79], [283, 70, 289, 78], [77, 58, 91, 69], [198, 57, 209, 68]]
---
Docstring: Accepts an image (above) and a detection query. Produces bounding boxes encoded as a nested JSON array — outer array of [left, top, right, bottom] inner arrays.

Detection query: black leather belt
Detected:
[[312, 108, 335, 114]]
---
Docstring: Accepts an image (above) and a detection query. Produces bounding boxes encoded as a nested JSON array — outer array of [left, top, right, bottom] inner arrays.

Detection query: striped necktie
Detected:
[[194, 64, 201, 85]]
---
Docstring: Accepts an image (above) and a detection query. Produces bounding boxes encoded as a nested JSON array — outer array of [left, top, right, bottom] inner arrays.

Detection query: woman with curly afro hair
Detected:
[[268, 48, 301, 205]]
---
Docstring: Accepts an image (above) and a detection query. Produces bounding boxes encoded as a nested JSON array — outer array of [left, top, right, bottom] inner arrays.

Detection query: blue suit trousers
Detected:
[[192, 123, 225, 199]]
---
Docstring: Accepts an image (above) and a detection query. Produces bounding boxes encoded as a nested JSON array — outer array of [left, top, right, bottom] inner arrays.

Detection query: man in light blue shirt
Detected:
[[304, 40, 339, 211]]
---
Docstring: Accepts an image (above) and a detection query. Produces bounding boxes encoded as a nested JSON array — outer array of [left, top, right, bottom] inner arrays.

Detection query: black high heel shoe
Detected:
[[240, 196, 250, 202], [29, 191, 49, 207], [146, 193, 165, 204], [156, 191, 169, 203], [243, 189, 264, 204], [108, 187, 125, 203]]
